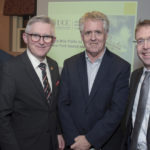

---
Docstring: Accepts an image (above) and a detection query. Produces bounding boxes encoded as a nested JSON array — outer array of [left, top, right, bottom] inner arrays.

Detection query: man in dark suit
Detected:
[[0, 16, 65, 150], [121, 20, 150, 150], [58, 11, 130, 150]]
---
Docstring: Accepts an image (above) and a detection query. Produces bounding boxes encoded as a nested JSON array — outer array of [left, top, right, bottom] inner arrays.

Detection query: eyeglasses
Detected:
[[133, 37, 150, 46], [26, 33, 55, 43]]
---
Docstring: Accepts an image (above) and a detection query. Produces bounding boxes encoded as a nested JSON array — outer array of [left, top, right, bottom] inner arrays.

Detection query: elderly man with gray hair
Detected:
[[58, 11, 130, 150], [0, 15, 65, 150]]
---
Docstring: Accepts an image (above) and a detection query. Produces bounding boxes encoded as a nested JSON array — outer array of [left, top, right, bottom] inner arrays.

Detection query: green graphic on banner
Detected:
[[48, 1, 137, 69]]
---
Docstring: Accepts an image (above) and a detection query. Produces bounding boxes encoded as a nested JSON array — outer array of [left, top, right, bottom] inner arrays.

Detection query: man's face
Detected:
[[23, 22, 55, 61], [81, 19, 107, 59], [136, 26, 150, 70]]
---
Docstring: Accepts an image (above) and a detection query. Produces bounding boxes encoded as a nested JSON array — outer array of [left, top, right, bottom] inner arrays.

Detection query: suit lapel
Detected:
[[78, 52, 89, 103], [20, 51, 46, 100], [46, 58, 56, 96], [125, 68, 143, 127]]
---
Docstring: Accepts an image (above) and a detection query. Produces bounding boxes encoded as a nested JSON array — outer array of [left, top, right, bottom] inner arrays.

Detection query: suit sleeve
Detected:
[[0, 63, 20, 150], [121, 69, 142, 150], [86, 63, 131, 149], [58, 61, 79, 146], [54, 64, 63, 135]]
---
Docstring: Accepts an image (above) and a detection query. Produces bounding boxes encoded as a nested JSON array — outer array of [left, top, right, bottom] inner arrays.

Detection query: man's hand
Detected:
[[71, 135, 91, 150], [57, 134, 65, 150]]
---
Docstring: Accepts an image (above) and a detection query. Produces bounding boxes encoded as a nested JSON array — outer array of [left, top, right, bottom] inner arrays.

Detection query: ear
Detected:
[[105, 32, 108, 39], [80, 31, 84, 41], [22, 32, 28, 44], [52, 37, 56, 44]]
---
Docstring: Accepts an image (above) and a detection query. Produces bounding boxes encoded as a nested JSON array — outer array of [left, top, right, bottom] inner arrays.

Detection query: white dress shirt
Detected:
[[132, 68, 150, 150], [27, 49, 52, 92], [86, 49, 106, 94]]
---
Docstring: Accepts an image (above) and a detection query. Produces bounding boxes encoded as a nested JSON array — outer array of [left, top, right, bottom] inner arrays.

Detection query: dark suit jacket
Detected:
[[58, 49, 130, 150], [0, 51, 61, 150], [121, 67, 143, 150]]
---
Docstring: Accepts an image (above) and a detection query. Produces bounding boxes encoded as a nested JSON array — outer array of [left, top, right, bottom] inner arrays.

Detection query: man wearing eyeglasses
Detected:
[[121, 20, 150, 150], [0, 16, 65, 150]]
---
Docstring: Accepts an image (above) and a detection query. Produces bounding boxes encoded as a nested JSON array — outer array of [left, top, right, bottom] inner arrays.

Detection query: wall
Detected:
[[0, 0, 10, 52], [37, 0, 150, 20], [37, 0, 150, 70]]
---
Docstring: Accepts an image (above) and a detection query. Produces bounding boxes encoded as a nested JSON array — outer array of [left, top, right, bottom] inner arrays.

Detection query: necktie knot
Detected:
[[39, 63, 46, 71], [144, 71, 150, 79]]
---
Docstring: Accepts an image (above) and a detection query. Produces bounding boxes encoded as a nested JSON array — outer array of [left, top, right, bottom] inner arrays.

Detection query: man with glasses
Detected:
[[0, 16, 65, 150], [58, 11, 130, 150], [121, 20, 150, 150]]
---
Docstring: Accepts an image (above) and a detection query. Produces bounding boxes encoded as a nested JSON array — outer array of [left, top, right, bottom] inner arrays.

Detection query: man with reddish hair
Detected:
[[122, 20, 150, 150]]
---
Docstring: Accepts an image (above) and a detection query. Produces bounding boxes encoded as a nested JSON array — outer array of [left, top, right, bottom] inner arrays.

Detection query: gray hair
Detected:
[[79, 11, 109, 33], [25, 15, 55, 33]]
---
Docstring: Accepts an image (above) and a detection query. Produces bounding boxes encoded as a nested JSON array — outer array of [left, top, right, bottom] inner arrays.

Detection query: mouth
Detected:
[[142, 52, 150, 58], [90, 42, 97, 45], [36, 45, 47, 49], [89, 43, 98, 47]]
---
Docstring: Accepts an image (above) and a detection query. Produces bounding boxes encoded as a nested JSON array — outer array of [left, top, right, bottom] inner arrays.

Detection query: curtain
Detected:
[[3, 0, 36, 16]]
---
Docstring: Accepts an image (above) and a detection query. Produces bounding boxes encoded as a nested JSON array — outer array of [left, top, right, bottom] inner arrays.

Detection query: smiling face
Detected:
[[81, 19, 107, 62], [136, 25, 150, 70], [23, 22, 55, 61]]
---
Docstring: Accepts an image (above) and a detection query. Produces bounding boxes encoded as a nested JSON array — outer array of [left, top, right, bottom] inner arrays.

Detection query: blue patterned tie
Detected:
[[39, 63, 51, 103]]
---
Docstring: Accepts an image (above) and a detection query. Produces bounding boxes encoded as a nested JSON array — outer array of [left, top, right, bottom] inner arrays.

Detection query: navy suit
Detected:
[[58, 49, 130, 150], [0, 49, 13, 150]]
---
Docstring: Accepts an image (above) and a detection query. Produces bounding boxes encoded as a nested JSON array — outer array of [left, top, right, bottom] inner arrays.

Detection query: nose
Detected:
[[143, 40, 149, 49], [90, 32, 96, 40], [39, 37, 44, 44]]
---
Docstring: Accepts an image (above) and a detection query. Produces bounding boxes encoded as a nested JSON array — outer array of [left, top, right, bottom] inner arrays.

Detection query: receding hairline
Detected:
[[25, 15, 55, 33], [79, 11, 109, 32], [135, 20, 150, 38]]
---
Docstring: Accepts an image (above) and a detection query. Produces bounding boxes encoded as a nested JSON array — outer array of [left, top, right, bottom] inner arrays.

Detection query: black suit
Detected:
[[121, 68, 143, 150], [59, 49, 130, 150], [0, 51, 60, 150]]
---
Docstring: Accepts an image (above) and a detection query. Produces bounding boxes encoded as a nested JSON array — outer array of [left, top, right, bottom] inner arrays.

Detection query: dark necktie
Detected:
[[130, 71, 150, 150], [39, 63, 51, 103]]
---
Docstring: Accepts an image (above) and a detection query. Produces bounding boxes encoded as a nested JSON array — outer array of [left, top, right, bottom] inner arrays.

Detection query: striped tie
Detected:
[[39, 63, 51, 103]]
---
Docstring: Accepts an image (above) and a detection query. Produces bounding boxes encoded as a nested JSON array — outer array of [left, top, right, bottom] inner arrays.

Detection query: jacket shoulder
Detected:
[[46, 56, 58, 66], [109, 51, 130, 66], [64, 52, 84, 65], [105, 49, 130, 70]]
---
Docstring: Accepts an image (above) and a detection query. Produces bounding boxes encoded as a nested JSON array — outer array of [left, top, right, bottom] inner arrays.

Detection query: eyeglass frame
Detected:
[[133, 37, 150, 46], [25, 32, 56, 43]]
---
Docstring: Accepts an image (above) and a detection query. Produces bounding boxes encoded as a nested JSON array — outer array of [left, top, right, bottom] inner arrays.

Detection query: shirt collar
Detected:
[[27, 49, 48, 69], [143, 67, 150, 73], [85, 48, 106, 63]]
